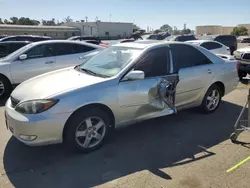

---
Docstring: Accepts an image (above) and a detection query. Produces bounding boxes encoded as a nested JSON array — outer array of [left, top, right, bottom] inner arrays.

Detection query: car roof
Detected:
[[2, 35, 51, 38], [187, 40, 214, 43], [0, 41, 31, 44], [114, 40, 190, 49], [32, 40, 105, 49]]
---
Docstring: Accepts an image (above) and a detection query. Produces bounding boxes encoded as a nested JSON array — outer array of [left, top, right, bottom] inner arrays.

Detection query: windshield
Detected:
[[79, 46, 142, 77], [1, 43, 34, 60]]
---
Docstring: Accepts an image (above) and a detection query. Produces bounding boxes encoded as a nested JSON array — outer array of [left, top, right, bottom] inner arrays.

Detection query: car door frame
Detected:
[[117, 45, 178, 125], [10, 43, 56, 84]]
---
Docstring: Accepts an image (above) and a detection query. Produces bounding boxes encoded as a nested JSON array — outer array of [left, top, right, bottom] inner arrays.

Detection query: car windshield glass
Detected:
[[79, 46, 142, 77], [2, 43, 34, 60]]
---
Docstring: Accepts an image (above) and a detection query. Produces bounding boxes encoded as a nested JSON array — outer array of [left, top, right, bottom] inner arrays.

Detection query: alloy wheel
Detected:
[[206, 89, 220, 111], [0, 81, 5, 97], [75, 116, 106, 148]]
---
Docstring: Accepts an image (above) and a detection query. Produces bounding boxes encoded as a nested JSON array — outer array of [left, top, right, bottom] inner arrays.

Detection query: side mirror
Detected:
[[19, 54, 27, 60], [124, 70, 145, 81]]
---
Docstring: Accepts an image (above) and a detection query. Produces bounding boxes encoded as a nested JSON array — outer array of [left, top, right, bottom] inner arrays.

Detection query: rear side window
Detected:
[[55, 43, 95, 56], [201, 42, 222, 50], [0, 45, 8, 55], [77, 44, 96, 53], [134, 47, 170, 77], [10, 43, 28, 53], [170, 44, 212, 72]]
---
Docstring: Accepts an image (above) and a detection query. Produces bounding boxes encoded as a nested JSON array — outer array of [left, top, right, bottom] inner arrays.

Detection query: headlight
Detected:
[[15, 99, 59, 114]]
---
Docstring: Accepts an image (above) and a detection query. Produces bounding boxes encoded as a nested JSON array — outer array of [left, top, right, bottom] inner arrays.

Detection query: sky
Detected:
[[0, 0, 249, 30]]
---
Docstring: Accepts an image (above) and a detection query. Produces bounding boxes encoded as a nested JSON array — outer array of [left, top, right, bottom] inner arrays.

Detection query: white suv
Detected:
[[0, 40, 104, 98]]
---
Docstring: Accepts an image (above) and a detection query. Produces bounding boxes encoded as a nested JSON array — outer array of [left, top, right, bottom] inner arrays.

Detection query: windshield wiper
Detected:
[[81, 68, 109, 78]]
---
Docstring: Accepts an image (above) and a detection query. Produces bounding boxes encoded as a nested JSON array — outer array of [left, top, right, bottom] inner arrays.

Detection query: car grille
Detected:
[[10, 97, 20, 108], [242, 53, 250, 60]]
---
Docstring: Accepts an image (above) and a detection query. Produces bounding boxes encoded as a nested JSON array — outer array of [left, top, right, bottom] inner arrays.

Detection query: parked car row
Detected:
[[0, 40, 104, 98], [3, 39, 239, 152]]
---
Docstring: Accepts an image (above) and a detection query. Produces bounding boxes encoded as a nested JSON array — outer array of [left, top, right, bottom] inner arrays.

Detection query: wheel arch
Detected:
[[0, 73, 12, 86], [63, 103, 115, 141], [211, 81, 225, 96]]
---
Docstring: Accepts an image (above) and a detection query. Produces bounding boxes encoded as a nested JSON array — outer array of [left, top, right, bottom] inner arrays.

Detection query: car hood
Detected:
[[236, 47, 250, 53], [11, 67, 106, 101]]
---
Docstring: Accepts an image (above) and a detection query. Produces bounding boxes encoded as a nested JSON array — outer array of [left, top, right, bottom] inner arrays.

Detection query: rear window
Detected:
[[215, 35, 236, 42], [148, 35, 159, 40], [176, 35, 196, 42]]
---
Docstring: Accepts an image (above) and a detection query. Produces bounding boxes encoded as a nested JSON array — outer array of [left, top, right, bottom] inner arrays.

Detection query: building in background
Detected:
[[196, 24, 250, 35], [0, 24, 80, 39], [63, 21, 138, 39]]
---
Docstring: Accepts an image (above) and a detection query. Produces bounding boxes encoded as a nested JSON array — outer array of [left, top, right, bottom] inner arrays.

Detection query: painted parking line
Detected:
[[227, 156, 250, 173]]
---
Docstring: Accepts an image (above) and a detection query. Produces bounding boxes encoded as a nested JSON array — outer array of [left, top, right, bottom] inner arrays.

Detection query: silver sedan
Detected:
[[5, 41, 238, 152]]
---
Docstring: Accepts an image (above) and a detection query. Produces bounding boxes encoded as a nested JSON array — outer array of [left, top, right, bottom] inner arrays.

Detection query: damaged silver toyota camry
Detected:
[[5, 41, 238, 152]]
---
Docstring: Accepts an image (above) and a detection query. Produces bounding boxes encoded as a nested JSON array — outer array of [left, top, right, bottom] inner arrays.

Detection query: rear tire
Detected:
[[0, 75, 12, 100], [238, 71, 247, 80], [200, 85, 222, 114], [64, 107, 111, 153]]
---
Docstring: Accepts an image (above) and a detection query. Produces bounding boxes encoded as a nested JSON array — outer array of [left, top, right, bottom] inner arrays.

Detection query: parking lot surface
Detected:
[[0, 83, 250, 188]]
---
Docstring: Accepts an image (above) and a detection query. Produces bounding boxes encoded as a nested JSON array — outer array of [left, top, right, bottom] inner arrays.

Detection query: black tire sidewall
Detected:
[[201, 85, 222, 114], [64, 107, 111, 153], [0, 75, 12, 99]]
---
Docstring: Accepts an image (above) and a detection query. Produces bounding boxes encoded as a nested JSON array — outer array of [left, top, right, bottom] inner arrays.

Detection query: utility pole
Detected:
[[109, 14, 111, 22], [85, 16, 88, 22]]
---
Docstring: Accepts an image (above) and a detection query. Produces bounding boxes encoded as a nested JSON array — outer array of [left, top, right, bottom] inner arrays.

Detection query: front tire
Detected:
[[238, 71, 247, 80], [64, 107, 111, 153], [200, 85, 222, 114], [0, 75, 12, 100]]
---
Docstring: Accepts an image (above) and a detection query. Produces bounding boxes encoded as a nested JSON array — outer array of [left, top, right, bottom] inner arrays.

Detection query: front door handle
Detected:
[[45, 61, 55, 64], [207, 69, 212, 74]]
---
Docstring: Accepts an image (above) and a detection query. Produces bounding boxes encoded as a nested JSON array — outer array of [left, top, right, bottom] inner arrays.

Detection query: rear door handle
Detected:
[[45, 61, 55, 64], [207, 69, 212, 74]]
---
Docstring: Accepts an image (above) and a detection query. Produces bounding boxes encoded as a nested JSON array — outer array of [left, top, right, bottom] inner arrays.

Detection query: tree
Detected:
[[154, 29, 162, 34], [64, 16, 73, 23], [160, 24, 173, 33], [231, 26, 248, 36], [172, 30, 181, 35], [10, 17, 18, 24], [0, 18, 3, 24], [182, 28, 191, 34], [42, 18, 56, 26]]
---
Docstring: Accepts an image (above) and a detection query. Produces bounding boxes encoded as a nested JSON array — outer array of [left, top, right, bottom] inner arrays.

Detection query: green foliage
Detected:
[[172, 30, 181, 35], [154, 29, 162, 34], [231, 26, 248, 36], [160, 24, 173, 33], [42, 18, 56, 26], [0, 17, 40, 25], [182, 28, 191, 34]]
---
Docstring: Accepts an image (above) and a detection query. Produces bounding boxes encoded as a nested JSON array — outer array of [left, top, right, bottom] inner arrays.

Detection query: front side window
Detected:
[[26, 44, 54, 59], [55, 43, 95, 56], [79, 46, 142, 77], [170, 44, 212, 72], [134, 47, 170, 77]]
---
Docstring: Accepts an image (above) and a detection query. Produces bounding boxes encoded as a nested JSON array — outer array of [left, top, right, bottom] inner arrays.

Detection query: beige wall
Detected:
[[196, 24, 250, 35], [195, 26, 222, 35]]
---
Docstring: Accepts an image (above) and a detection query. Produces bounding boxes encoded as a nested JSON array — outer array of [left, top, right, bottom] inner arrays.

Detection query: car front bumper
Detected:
[[5, 98, 71, 146]]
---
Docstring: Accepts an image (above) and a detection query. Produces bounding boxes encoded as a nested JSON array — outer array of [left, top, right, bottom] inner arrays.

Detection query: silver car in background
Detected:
[[5, 41, 238, 152], [0, 40, 104, 98]]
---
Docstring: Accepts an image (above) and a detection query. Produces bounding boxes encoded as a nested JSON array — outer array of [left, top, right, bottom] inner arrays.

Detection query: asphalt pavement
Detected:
[[0, 84, 250, 188]]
